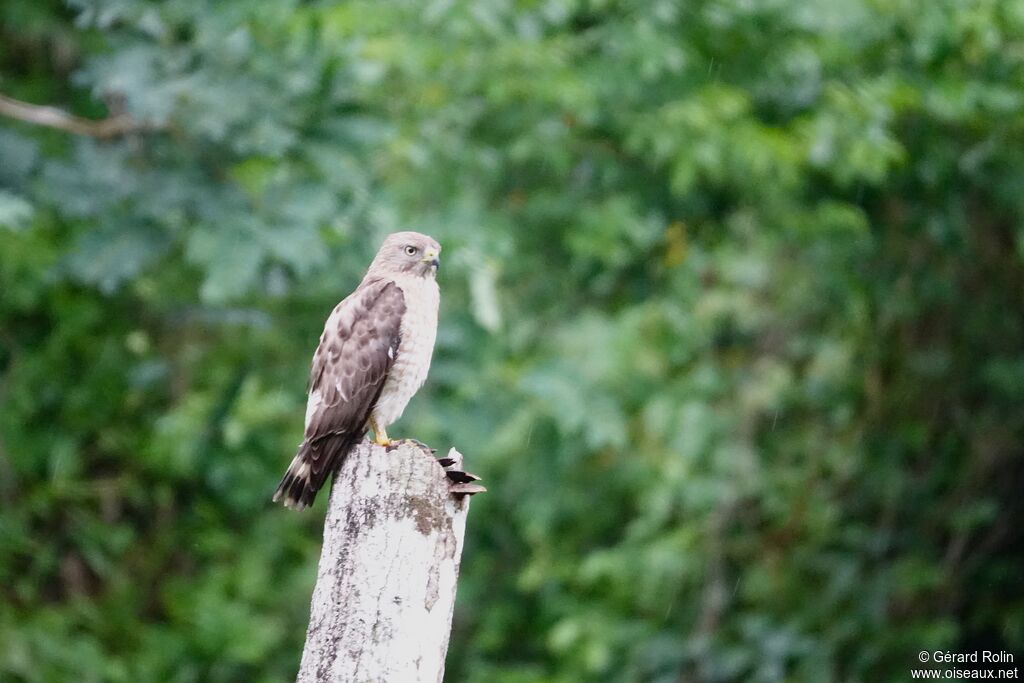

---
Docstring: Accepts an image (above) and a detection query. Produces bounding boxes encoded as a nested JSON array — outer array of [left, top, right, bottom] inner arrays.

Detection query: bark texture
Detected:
[[296, 441, 473, 683]]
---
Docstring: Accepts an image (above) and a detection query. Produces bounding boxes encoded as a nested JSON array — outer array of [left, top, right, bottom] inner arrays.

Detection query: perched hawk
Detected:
[[273, 231, 441, 509]]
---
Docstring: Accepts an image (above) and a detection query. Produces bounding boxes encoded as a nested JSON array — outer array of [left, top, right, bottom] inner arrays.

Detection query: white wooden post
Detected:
[[296, 441, 482, 683]]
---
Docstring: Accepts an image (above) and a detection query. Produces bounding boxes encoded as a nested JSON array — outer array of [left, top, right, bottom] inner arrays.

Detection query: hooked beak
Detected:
[[422, 248, 440, 269]]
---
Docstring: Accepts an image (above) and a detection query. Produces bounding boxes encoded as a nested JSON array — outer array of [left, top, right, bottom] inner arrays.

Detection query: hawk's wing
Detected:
[[273, 278, 406, 508]]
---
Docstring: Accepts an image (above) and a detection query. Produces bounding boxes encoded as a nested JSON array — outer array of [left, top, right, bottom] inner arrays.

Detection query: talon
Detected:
[[369, 417, 392, 447]]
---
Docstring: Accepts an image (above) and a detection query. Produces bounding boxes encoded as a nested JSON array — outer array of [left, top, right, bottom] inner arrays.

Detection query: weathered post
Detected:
[[296, 441, 482, 683]]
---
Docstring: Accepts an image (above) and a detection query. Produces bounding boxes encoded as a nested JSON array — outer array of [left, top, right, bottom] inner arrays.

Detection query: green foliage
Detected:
[[2, 0, 1023, 681]]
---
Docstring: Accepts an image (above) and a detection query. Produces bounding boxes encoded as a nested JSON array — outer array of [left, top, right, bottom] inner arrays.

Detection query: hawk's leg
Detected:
[[369, 416, 392, 447]]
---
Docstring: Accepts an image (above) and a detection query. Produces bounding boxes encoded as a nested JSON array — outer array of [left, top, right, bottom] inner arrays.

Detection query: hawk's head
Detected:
[[369, 231, 441, 279]]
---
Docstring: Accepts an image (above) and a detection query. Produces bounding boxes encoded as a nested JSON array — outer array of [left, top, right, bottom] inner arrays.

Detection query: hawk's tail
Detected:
[[272, 436, 356, 510], [272, 451, 316, 510]]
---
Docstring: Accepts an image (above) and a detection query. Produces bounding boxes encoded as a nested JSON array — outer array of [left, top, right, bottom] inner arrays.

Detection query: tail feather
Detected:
[[272, 435, 358, 510], [272, 452, 315, 510]]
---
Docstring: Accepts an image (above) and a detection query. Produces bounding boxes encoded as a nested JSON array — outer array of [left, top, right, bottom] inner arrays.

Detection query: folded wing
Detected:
[[273, 278, 405, 509]]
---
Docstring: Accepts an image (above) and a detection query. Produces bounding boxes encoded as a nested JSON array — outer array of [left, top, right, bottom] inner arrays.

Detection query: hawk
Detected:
[[273, 231, 441, 509]]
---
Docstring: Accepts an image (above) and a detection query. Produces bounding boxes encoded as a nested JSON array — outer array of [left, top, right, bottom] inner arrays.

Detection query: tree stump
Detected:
[[296, 441, 480, 683]]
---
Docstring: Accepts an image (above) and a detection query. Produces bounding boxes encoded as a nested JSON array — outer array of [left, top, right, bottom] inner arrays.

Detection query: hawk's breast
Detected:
[[371, 274, 439, 428]]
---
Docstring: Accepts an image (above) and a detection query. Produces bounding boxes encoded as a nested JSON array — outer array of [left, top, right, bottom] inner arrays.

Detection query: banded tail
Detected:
[[272, 435, 358, 510]]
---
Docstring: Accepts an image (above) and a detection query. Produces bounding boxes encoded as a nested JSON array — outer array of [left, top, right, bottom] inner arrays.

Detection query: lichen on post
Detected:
[[295, 441, 481, 683]]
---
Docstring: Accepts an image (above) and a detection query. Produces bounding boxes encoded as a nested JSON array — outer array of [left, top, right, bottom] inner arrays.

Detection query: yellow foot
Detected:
[[369, 417, 391, 447]]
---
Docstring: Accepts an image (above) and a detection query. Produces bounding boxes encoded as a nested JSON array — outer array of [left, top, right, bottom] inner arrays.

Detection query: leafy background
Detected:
[[1, 1, 1023, 681]]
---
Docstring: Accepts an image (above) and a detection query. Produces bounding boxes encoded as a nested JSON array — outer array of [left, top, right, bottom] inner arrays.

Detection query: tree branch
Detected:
[[0, 93, 150, 139]]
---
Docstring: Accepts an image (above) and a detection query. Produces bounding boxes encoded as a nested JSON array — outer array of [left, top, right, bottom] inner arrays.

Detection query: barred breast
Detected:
[[370, 274, 439, 428]]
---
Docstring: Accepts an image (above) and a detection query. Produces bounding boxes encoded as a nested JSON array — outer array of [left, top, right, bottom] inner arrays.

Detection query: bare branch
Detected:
[[0, 93, 151, 139]]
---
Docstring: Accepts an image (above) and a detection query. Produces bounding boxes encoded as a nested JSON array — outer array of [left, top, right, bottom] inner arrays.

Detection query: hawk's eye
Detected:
[[404, 245, 418, 256]]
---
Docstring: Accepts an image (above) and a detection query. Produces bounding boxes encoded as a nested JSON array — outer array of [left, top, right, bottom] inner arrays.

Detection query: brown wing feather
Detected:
[[273, 279, 405, 509]]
